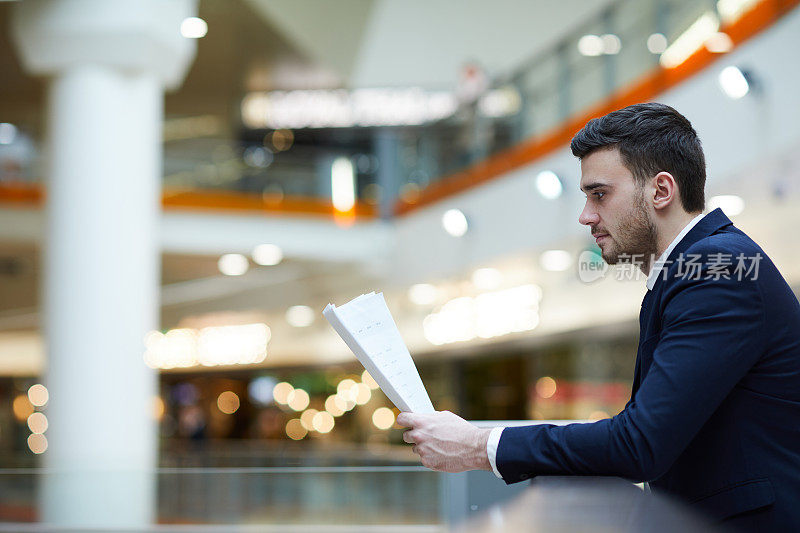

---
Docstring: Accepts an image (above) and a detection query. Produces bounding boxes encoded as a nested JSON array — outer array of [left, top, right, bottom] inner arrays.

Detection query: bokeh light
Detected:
[[27, 412, 48, 434], [217, 391, 240, 414], [152, 396, 165, 421], [285, 418, 307, 440], [312, 411, 335, 433], [372, 407, 395, 430], [441, 209, 468, 237], [287, 388, 310, 411], [27, 384, 49, 407], [218, 253, 249, 276], [180, 17, 208, 39], [536, 377, 557, 399], [325, 395, 345, 417], [300, 408, 319, 431], [252, 244, 283, 266], [273, 382, 294, 404], [354, 383, 372, 405], [285, 305, 315, 328], [27, 433, 48, 454], [361, 370, 380, 390], [12, 394, 34, 422]]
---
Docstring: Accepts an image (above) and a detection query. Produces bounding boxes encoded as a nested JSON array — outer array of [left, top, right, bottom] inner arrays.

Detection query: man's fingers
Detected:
[[403, 430, 416, 444], [411, 445, 418, 455], [396, 412, 416, 427]]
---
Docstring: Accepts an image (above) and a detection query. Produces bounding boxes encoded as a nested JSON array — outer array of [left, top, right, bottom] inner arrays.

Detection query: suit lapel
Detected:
[[630, 208, 733, 397]]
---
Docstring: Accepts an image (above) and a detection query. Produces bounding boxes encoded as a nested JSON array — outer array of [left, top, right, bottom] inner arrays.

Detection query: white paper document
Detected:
[[323, 292, 435, 413]]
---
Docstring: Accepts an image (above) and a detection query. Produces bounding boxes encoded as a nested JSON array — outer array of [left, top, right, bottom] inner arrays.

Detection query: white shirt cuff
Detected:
[[486, 426, 505, 478]]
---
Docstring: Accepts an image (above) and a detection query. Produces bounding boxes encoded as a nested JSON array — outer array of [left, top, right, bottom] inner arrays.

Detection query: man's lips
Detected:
[[593, 233, 609, 244]]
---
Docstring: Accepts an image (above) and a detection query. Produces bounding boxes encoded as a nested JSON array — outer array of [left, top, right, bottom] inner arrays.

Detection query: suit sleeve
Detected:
[[495, 245, 766, 483]]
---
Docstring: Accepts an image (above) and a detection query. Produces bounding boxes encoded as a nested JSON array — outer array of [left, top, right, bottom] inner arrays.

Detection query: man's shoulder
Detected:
[[659, 225, 767, 296], [683, 225, 762, 258]]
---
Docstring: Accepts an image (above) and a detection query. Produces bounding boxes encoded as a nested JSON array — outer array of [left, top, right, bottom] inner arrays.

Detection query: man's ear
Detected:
[[651, 172, 678, 211]]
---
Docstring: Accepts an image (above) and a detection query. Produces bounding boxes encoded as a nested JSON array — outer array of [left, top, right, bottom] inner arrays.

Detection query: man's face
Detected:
[[578, 148, 658, 265]]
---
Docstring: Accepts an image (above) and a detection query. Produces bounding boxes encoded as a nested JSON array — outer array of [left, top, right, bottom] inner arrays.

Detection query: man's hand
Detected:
[[396, 411, 492, 473]]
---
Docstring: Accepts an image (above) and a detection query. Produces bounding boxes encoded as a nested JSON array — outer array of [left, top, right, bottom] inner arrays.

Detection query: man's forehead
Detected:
[[579, 148, 631, 188]]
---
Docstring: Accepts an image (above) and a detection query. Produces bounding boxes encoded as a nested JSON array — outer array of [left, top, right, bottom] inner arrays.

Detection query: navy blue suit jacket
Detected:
[[495, 208, 800, 529]]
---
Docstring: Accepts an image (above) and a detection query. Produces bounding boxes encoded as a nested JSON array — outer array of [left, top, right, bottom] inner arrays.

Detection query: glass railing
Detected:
[[0, 466, 443, 529]]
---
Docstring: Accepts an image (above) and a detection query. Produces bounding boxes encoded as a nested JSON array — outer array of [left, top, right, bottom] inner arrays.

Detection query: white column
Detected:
[[12, 1, 197, 528], [42, 66, 162, 526]]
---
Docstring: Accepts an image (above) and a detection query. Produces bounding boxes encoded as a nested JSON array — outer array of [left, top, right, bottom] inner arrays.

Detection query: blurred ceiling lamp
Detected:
[[705, 32, 733, 53], [578, 34, 621, 56], [408, 283, 440, 306], [286, 305, 315, 328], [578, 34, 604, 56], [252, 244, 283, 266], [535, 170, 563, 200], [240, 89, 457, 129], [218, 253, 249, 276], [0, 123, 17, 145], [180, 17, 207, 39], [540, 250, 573, 272], [143, 324, 270, 369], [478, 86, 522, 118], [708, 194, 745, 216], [718, 66, 750, 99], [660, 12, 719, 68], [601, 34, 622, 55], [442, 209, 468, 237], [331, 157, 355, 212], [423, 285, 541, 345], [647, 33, 668, 54], [472, 268, 503, 290], [717, 0, 760, 24]]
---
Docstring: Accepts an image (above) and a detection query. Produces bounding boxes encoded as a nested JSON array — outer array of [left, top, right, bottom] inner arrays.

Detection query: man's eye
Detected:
[[593, 191, 605, 199]]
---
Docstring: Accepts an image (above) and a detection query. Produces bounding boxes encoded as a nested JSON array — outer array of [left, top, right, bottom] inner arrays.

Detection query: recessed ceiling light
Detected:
[[253, 244, 283, 266], [286, 305, 315, 328], [180, 17, 207, 39], [536, 170, 563, 200], [218, 254, 249, 276], [442, 209, 468, 237]]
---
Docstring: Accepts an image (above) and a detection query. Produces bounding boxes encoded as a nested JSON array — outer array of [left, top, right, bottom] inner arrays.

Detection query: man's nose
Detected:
[[579, 203, 599, 226]]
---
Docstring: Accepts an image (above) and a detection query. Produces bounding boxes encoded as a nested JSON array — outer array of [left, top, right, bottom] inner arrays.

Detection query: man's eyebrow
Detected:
[[580, 182, 611, 193]]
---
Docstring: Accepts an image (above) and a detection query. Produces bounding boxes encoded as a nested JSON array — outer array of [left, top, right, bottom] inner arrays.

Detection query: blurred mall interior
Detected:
[[0, 0, 799, 530]]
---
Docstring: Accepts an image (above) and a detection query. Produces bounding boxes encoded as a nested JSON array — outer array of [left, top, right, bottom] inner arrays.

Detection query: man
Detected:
[[397, 103, 800, 530]]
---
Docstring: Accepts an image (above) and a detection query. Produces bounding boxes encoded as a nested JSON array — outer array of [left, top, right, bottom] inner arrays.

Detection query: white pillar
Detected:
[[12, 1, 197, 528]]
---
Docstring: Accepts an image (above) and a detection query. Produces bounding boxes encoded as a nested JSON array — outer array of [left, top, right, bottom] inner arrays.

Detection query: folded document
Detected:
[[323, 292, 434, 413]]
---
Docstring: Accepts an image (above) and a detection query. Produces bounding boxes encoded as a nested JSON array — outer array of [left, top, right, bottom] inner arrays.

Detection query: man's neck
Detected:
[[640, 210, 700, 274]]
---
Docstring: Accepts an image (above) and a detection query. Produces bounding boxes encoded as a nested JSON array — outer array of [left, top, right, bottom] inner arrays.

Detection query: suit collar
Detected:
[[648, 208, 734, 292], [670, 207, 732, 258]]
